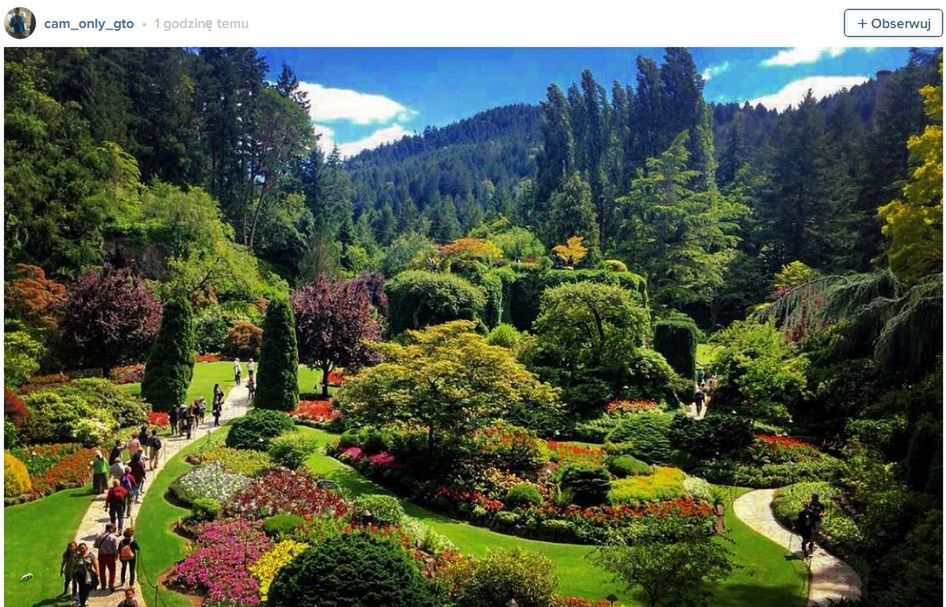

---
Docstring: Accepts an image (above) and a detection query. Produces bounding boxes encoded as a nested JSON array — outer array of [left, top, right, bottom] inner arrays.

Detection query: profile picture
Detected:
[[5, 7, 35, 39]]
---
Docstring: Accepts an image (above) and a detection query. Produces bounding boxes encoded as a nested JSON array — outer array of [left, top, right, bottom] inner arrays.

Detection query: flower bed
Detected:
[[9, 444, 100, 497], [606, 399, 658, 414], [228, 468, 348, 519], [170, 462, 252, 506], [248, 539, 309, 602], [192, 446, 275, 476], [194, 353, 223, 363], [695, 436, 845, 488], [109, 364, 144, 385], [147, 411, 169, 427], [289, 400, 339, 426], [547, 441, 604, 466], [168, 518, 271, 605]]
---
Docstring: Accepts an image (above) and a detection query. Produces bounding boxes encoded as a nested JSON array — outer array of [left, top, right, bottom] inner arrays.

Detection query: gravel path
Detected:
[[733, 488, 862, 607], [73, 385, 249, 607]]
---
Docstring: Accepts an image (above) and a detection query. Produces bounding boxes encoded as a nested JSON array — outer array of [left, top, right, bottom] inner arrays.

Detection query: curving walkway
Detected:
[[733, 488, 862, 607], [74, 385, 249, 607]]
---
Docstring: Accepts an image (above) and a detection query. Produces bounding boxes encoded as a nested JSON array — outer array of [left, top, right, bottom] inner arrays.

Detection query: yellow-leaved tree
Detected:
[[878, 58, 943, 283], [552, 235, 588, 267]]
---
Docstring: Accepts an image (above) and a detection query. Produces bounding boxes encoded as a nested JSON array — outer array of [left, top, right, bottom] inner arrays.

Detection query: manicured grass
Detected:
[[134, 427, 230, 607], [302, 428, 807, 606], [121, 361, 237, 406], [4, 487, 94, 607], [297, 365, 328, 397]]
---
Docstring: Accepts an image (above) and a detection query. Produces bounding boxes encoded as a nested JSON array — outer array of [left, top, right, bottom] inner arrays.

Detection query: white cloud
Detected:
[[337, 124, 414, 158], [297, 81, 416, 125], [701, 62, 730, 81], [762, 47, 847, 67], [312, 123, 337, 152], [748, 75, 869, 111]]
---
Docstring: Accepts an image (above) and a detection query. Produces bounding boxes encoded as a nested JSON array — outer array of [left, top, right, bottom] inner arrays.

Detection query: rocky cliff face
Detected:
[[104, 236, 174, 281]]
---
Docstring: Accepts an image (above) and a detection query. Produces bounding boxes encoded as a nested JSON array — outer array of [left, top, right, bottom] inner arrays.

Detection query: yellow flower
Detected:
[[249, 539, 309, 601]]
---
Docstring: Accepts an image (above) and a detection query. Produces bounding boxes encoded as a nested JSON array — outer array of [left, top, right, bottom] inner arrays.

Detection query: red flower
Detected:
[[606, 399, 658, 413], [147, 411, 169, 427], [290, 400, 339, 423]]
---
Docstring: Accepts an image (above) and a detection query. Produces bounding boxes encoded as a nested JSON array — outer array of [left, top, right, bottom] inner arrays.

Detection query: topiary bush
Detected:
[[486, 323, 522, 349], [608, 466, 687, 505], [384, 270, 486, 334], [4, 451, 32, 498], [226, 409, 295, 451], [267, 533, 445, 607], [668, 413, 755, 459], [268, 431, 320, 469], [189, 497, 222, 523], [263, 513, 306, 539], [597, 259, 629, 273], [141, 298, 196, 412], [653, 318, 697, 381], [504, 482, 544, 508], [606, 454, 653, 477], [255, 297, 299, 411], [557, 461, 611, 506], [352, 494, 406, 525]]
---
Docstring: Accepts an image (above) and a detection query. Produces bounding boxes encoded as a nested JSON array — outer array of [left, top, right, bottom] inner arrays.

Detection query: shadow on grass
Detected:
[[713, 582, 808, 607]]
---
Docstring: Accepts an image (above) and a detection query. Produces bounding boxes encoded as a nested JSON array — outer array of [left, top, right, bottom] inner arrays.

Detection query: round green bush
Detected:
[[226, 409, 295, 451], [267, 534, 445, 607], [486, 323, 522, 349], [450, 548, 557, 607], [504, 482, 543, 508], [606, 454, 653, 477], [263, 513, 305, 538], [557, 461, 611, 506], [352, 494, 406, 525], [268, 431, 321, 469], [384, 270, 486, 334], [189, 497, 221, 522], [597, 259, 628, 272]]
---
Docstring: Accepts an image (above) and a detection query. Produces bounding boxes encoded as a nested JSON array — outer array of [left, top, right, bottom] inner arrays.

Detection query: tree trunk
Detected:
[[321, 365, 331, 398]]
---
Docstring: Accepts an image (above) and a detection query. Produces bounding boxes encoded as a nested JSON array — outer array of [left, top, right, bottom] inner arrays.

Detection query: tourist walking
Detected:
[[105, 479, 129, 532], [73, 543, 98, 607], [110, 457, 125, 481], [795, 506, 816, 557], [247, 376, 256, 401], [120, 466, 137, 519], [137, 425, 149, 445], [118, 527, 140, 588], [127, 434, 141, 460], [694, 389, 705, 416], [197, 397, 207, 425], [130, 453, 146, 503], [169, 404, 179, 435], [233, 358, 242, 386], [93, 523, 120, 592], [148, 429, 162, 471], [109, 440, 123, 466], [212, 399, 222, 426], [60, 541, 78, 599], [176, 403, 188, 436], [91, 452, 109, 494], [247, 358, 255, 381]]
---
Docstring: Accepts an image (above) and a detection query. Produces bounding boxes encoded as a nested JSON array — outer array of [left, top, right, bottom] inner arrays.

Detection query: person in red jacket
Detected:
[[104, 480, 128, 531]]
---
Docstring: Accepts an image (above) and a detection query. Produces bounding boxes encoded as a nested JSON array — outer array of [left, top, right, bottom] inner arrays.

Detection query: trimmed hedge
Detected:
[[507, 265, 648, 330], [504, 482, 544, 508], [255, 297, 299, 411], [557, 461, 612, 506], [141, 298, 196, 412], [653, 318, 697, 380], [669, 413, 755, 459], [385, 270, 486, 334]]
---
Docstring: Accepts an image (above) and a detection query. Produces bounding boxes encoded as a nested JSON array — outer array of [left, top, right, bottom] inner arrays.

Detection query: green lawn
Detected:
[[121, 360, 237, 405], [303, 428, 807, 606], [4, 487, 95, 607], [297, 366, 328, 397]]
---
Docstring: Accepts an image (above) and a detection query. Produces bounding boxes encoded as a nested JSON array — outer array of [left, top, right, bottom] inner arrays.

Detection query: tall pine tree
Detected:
[[140, 298, 196, 412], [255, 297, 299, 411]]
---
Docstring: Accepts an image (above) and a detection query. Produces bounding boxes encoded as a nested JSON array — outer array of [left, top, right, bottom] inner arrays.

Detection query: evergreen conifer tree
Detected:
[[141, 298, 196, 412], [255, 297, 299, 411]]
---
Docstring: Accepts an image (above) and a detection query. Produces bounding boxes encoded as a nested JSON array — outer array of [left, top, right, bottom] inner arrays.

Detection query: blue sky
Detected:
[[256, 47, 914, 157]]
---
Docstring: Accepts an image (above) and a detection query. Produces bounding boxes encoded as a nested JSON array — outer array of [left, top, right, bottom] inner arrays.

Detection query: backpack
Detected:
[[149, 436, 162, 450], [119, 543, 135, 562], [795, 510, 813, 531], [121, 475, 135, 492]]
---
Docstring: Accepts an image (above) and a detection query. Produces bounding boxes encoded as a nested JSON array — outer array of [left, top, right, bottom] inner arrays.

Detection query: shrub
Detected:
[[255, 297, 299, 411], [621, 348, 686, 404], [195, 309, 238, 354], [268, 534, 445, 607], [226, 409, 295, 451], [4, 451, 32, 498], [263, 513, 306, 539], [141, 298, 196, 412], [605, 411, 674, 464], [505, 482, 544, 508], [353, 494, 406, 525], [170, 462, 252, 506], [339, 426, 394, 454], [845, 416, 907, 456], [557, 462, 612, 506], [14, 445, 98, 495], [486, 323, 522, 349], [668, 413, 754, 459], [198, 446, 274, 476], [608, 466, 687, 506], [402, 517, 456, 554], [268, 431, 320, 469], [606, 454, 652, 477], [59, 378, 149, 429], [446, 548, 557, 607], [4, 330, 43, 387], [697, 458, 845, 488], [224, 320, 263, 359], [597, 259, 628, 273], [189, 497, 221, 523], [4, 387, 27, 429], [384, 270, 486, 334], [4, 422, 18, 449], [653, 318, 697, 380], [478, 422, 551, 475], [20, 392, 112, 445]]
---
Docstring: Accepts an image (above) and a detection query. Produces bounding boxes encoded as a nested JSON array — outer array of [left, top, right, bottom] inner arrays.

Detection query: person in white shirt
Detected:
[[247, 358, 255, 381], [233, 358, 242, 386]]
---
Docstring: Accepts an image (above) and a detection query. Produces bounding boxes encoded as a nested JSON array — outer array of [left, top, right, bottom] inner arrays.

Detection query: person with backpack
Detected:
[[148, 430, 162, 471], [93, 523, 120, 592], [120, 466, 136, 518], [118, 527, 140, 588], [795, 506, 816, 557], [73, 542, 99, 606], [177, 403, 188, 436], [105, 480, 128, 532], [60, 541, 78, 600], [130, 453, 146, 503]]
